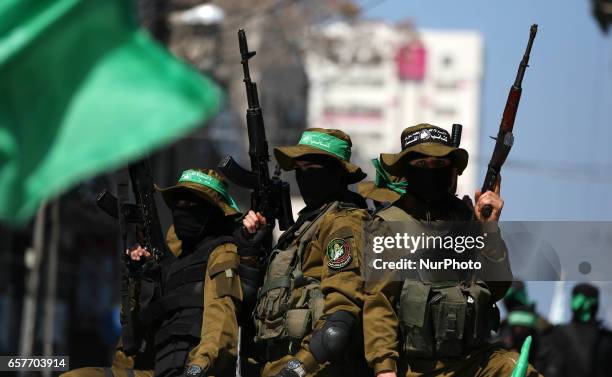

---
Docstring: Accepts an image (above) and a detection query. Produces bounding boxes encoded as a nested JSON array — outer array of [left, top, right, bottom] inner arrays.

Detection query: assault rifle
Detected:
[[218, 29, 294, 231], [481, 24, 538, 219], [96, 158, 169, 355]]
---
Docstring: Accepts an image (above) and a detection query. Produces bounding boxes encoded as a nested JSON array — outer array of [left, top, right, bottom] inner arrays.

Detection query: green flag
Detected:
[[0, 0, 223, 224], [511, 335, 532, 377]]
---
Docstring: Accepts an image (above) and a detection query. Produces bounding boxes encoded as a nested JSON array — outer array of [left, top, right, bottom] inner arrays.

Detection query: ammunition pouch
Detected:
[[254, 261, 325, 357], [253, 203, 338, 359], [374, 204, 501, 358], [399, 280, 500, 359]]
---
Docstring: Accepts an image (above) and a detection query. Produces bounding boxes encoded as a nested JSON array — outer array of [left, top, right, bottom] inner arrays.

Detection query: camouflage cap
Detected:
[[273, 128, 367, 184], [156, 169, 241, 217], [380, 123, 468, 176]]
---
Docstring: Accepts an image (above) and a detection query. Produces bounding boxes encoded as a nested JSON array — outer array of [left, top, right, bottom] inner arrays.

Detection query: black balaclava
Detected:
[[295, 156, 346, 208], [404, 164, 456, 202], [171, 193, 224, 250], [571, 283, 599, 324]]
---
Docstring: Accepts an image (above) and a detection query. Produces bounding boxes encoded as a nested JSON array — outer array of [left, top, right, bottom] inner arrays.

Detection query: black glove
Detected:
[[233, 223, 272, 257]]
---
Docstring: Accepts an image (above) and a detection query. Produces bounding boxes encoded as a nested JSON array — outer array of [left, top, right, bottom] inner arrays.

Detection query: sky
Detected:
[[359, 0, 612, 323]]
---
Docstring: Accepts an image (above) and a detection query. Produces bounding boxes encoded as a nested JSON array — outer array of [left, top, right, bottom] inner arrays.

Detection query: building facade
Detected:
[[305, 20, 484, 197]]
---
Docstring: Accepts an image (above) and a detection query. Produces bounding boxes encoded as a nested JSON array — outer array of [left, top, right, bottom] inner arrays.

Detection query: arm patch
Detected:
[[208, 247, 241, 299], [326, 237, 352, 270]]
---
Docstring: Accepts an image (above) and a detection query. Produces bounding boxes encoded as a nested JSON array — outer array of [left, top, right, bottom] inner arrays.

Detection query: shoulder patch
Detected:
[[326, 238, 352, 270]]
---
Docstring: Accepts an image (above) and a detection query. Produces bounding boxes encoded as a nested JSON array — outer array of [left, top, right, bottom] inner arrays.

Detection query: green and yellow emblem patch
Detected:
[[326, 238, 352, 270]]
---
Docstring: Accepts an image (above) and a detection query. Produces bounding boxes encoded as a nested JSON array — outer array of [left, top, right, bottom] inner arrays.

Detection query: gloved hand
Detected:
[[234, 210, 272, 257]]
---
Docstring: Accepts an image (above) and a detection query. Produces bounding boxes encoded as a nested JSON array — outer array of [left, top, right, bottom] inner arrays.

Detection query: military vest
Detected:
[[139, 236, 234, 377], [375, 205, 500, 359], [253, 202, 342, 358]]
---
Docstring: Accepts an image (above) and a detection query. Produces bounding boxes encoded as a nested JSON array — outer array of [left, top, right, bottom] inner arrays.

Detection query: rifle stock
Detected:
[[218, 155, 258, 189]]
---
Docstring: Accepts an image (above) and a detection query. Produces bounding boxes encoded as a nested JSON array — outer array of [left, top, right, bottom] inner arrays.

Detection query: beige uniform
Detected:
[[258, 204, 370, 377], [363, 194, 542, 377], [189, 242, 242, 375]]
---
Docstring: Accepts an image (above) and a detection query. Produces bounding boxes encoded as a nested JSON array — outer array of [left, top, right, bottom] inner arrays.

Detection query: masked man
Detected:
[[539, 283, 612, 377], [60, 169, 254, 377], [497, 280, 551, 370], [123, 169, 253, 377], [147, 169, 251, 377], [241, 128, 372, 377], [363, 124, 541, 377]]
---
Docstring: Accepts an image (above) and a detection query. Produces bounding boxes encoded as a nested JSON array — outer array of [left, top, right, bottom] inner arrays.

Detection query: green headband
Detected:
[[298, 131, 351, 161], [507, 311, 537, 328], [571, 293, 598, 322], [178, 170, 240, 212], [372, 158, 407, 195]]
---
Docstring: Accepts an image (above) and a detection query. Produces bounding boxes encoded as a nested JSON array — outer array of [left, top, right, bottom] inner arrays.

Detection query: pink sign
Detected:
[[395, 41, 426, 81]]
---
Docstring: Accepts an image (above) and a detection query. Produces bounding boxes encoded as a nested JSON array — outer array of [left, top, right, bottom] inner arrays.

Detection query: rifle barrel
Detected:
[[239, 30, 260, 109], [514, 24, 538, 88]]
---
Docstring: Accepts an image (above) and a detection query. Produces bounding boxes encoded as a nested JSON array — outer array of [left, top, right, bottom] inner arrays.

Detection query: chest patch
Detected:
[[326, 238, 352, 270]]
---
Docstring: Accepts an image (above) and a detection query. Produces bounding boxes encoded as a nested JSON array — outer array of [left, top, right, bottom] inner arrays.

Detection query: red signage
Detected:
[[395, 41, 426, 81]]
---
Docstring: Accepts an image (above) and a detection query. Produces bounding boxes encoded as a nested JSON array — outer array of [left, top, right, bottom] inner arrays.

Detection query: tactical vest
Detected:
[[375, 206, 500, 359], [253, 202, 341, 359], [138, 236, 234, 377]]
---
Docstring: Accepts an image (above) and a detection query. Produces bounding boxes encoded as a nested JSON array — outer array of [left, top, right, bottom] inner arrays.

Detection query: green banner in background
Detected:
[[0, 0, 223, 224]]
